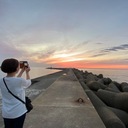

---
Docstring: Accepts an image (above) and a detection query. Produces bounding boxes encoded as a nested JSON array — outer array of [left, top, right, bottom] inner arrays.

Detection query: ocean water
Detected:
[[0, 67, 61, 79], [0, 67, 61, 108], [80, 68, 128, 83], [0, 67, 128, 108], [0, 67, 127, 83]]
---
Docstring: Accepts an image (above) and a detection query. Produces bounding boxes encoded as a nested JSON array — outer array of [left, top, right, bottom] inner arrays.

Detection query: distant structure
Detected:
[[46, 66, 53, 69]]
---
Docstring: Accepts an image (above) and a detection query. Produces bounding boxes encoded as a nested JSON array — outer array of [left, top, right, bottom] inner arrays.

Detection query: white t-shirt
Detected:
[[0, 77, 31, 118]]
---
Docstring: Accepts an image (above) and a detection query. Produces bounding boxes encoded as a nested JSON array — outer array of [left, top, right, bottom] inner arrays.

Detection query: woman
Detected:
[[0, 58, 31, 128]]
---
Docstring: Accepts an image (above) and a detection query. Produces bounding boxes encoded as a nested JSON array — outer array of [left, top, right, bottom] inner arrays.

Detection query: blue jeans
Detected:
[[3, 113, 26, 128]]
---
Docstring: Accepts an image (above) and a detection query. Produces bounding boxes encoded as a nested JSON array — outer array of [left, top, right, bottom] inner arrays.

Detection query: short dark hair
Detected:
[[1, 58, 19, 73]]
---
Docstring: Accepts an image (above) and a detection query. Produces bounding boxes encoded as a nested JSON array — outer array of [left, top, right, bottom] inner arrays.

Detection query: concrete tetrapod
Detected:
[[97, 89, 128, 113], [86, 81, 107, 91], [80, 82, 126, 128], [109, 107, 128, 128], [121, 82, 128, 92]]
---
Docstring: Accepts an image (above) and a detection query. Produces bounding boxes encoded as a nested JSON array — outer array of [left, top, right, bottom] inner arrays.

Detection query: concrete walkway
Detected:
[[24, 69, 105, 128], [0, 71, 66, 128]]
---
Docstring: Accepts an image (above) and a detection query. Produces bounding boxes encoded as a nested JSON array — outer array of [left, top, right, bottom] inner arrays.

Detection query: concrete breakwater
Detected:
[[0, 70, 66, 128], [24, 68, 105, 128], [73, 68, 128, 128], [0, 68, 128, 128]]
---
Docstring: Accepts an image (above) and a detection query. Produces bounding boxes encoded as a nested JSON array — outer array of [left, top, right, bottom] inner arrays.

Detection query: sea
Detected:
[[80, 68, 128, 83], [0, 67, 127, 83], [0, 67, 128, 109], [0, 67, 61, 80]]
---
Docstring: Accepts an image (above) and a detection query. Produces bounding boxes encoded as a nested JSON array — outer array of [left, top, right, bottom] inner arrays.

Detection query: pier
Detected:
[[24, 68, 105, 128], [1, 68, 128, 128]]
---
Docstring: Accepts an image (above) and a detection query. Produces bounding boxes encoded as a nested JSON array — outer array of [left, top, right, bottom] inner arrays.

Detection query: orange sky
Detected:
[[27, 47, 128, 69], [54, 61, 128, 69]]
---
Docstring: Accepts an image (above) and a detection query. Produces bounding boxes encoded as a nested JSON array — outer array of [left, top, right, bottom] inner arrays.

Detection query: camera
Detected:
[[20, 61, 28, 68]]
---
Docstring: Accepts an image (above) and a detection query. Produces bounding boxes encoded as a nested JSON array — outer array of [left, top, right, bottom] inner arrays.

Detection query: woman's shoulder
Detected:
[[3, 77, 27, 83], [14, 77, 31, 83], [4, 76, 23, 80]]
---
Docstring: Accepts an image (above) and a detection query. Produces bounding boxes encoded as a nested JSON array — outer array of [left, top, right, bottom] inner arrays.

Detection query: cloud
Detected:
[[26, 41, 89, 64], [91, 53, 106, 57], [60, 40, 89, 53], [124, 58, 128, 61], [91, 43, 128, 57], [0, 42, 29, 62], [96, 42, 103, 45], [102, 44, 128, 53], [36, 49, 56, 59]]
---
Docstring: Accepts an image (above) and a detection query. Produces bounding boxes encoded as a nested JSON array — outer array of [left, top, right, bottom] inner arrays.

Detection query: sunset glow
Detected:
[[56, 62, 128, 69], [0, 0, 128, 69]]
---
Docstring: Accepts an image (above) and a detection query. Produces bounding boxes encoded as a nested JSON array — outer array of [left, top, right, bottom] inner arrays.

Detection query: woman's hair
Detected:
[[1, 58, 19, 73]]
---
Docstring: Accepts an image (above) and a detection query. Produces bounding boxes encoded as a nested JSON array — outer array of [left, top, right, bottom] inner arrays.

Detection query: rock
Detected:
[[83, 71, 89, 77], [105, 87, 120, 93], [86, 90, 126, 128], [108, 82, 120, 92], [87, 81, 107, 91], [80, 81, 90, 90], [102, 77, 112, 85], [113, 81, 122, 91], [97, 74, 103, 79], [97, 89, 128, 113], [109, 107, 128, 128], [86, 73, 98, 83], [121, 82, 128, 92], [97, 79, 104, 84]]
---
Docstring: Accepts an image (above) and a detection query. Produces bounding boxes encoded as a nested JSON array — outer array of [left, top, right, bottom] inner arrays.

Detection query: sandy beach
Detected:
[[0, 70, 66, 128]]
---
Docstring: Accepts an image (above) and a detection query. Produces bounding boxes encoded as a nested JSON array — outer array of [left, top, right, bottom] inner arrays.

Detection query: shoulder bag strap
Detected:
[[3, 78, 25, 104]]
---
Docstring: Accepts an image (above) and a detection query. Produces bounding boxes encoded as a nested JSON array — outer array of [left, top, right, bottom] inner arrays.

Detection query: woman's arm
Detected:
[[17, 66, 31, 79], [25, 67, 31, 80], [17, 68, 25, 77]]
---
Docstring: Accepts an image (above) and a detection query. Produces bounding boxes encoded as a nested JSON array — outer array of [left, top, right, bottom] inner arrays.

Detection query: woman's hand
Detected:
[[17, 64, 31, 79], [25, 67, 30, 72], [17, 67, 25, 77], [25, 66, 31, 79]]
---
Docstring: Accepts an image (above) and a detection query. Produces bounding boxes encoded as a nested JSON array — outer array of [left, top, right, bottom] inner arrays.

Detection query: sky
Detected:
[[0, 0, 128, 69]]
